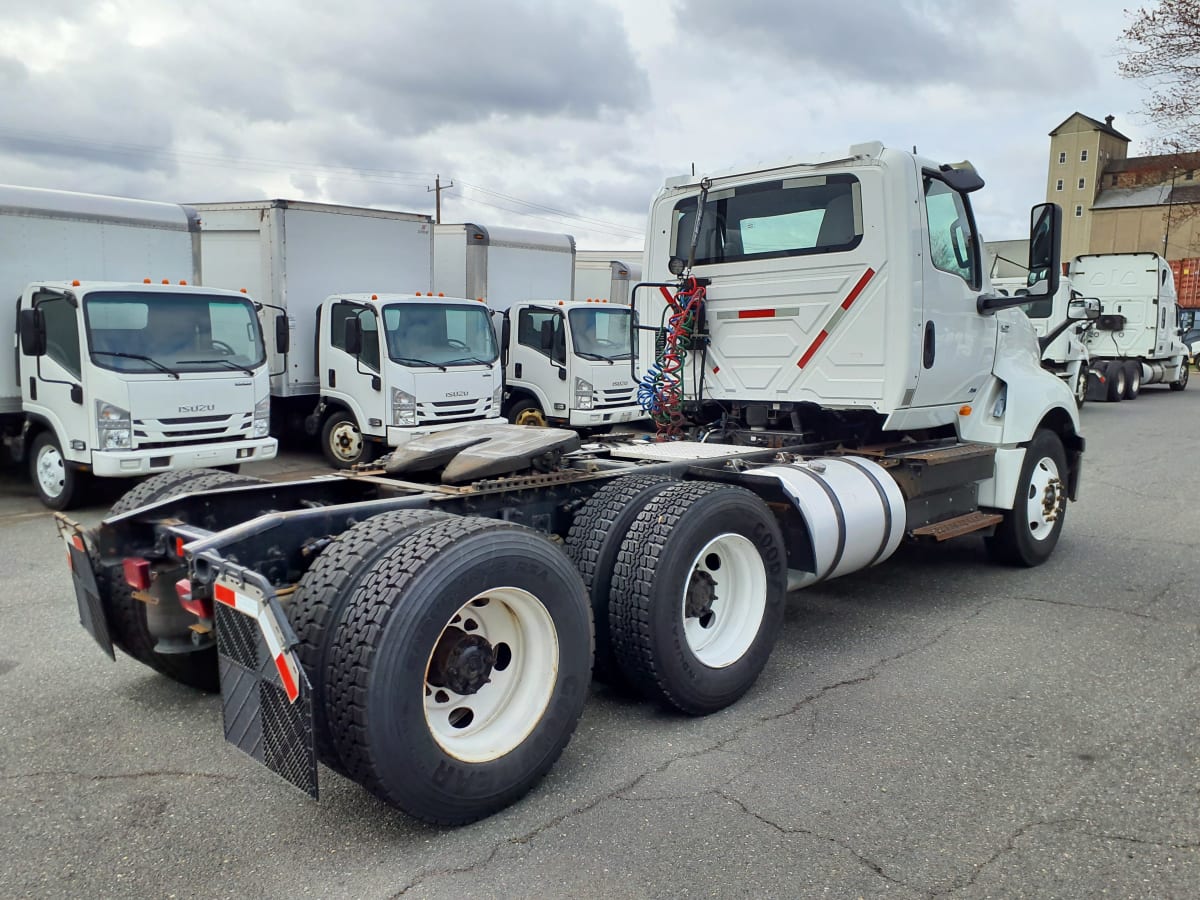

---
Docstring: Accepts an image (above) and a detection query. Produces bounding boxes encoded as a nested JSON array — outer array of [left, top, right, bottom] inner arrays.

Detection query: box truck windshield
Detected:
[[85, 292, 265, 373], [382, 302, 498, 367], [568, 307, 633, 360]]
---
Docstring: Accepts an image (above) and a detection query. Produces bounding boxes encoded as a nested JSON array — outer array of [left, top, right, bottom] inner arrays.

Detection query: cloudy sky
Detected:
[[0, 0, 1157, 253]]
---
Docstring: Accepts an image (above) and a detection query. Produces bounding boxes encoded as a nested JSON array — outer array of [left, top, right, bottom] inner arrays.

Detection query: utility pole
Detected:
[[427, 174, 454, 225], [1163, 166, 1178, 258]]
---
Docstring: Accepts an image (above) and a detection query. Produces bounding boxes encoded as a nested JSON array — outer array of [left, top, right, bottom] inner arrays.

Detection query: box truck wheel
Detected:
[[1124, 361, 1141, 399], [325, 517, 591, 825], [1170, 361, 1189, 391], [507, 398, 547, 427], [99, 469, 268, 690], [984, 429, 1067, 568], [564, 473, 678, 683], [608, 482, 786, 716], [1105, 362, 1127, 401], [321, 409, 377, 469], [286, 508, 451, 773], [30, 431, 87, 510]]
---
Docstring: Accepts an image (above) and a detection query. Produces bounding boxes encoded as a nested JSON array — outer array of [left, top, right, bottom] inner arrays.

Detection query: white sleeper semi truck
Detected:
[[434, 223, 645, 428], [193, 201, 503, 466], [57, 142, 1088, 827], [0, 185, 277, 508], [992, 275, 1092, 407], [1072, 252, 1189, 400]]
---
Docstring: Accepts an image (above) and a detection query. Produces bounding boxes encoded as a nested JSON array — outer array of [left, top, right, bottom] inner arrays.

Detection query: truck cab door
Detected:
[[908, 175, 997, 409], [507, 305, 567, 410], [21, 291, 88, 453], [323, 300, 382, 431]]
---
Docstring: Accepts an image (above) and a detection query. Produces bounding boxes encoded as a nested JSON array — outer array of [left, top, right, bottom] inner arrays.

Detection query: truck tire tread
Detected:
[[286, 508, 450, 771]]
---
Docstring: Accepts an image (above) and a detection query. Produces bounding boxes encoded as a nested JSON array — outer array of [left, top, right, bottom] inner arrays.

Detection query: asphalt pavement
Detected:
[[1, 391, 1198, 899]]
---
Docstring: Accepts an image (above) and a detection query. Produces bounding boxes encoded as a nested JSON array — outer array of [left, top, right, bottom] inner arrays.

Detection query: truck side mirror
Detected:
[[500, 315, 511, 366], [1068, 297, 1101, 321], [18, 308, 46, 356], [1026, 203, 1062, 297], [275, 314, 290, 355], [343, 317, 362, 355]]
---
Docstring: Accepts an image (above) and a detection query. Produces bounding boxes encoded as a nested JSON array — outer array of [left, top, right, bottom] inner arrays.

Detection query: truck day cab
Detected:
[[0, 186, 277, 508], [58, 142, 1089, 827]]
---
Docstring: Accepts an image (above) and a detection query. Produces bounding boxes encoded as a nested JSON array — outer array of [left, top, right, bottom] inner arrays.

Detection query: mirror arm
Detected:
[[977, 292, 1040, 315]]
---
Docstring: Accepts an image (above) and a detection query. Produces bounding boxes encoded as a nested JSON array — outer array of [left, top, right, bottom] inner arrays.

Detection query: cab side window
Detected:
[[330, 301, 379, 370], [924, 178, 979, 289], [40, 295, 82, 378], [517, 309, 565, 365]]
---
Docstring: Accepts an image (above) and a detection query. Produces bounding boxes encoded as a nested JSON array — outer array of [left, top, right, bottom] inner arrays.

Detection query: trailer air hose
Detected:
[[637, 278, 706, 440]]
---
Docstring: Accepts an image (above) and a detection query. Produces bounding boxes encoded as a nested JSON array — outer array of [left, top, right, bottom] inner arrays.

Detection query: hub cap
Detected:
[[35, 442, 66, 498], [1026, 456, 1065, 542], [328, 421, 363, 463], [424, 588, 558, 762], [681, 533, 767, 668]]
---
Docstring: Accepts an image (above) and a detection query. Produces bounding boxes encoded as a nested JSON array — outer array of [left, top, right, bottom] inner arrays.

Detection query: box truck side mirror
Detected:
[[343, 317, 363, 356], [275, 314, 290, 355], [18, 308, 46, 356]]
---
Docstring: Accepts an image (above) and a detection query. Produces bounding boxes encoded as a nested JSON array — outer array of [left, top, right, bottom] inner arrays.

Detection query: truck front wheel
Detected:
[[1170, 361, 1189, 391], [30, 431, 86, 510], [985, 429, 1068, 568], [507, 398, 547, 427], [1073, 365, 1088, 408], [609, 482, 786, 716], [321, 410, 377, 469], [325, 517, 592, 824]]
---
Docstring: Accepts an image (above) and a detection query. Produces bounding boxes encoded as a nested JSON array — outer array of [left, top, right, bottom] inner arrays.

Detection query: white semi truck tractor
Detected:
[[992, 275, 1092, 407], [55, 142, 1088, 826], [1072, 252, 1190, 400], [0, 185, 278, 508]]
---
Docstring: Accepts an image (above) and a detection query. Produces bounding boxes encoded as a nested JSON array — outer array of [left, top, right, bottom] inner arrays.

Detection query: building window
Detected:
[[1058, 152, 1067, 164], [1112, 175, 1119, 186], [1188, 171, 1194, 181], [1078, 177, 1086, 189], [1080, 149, 1089, 162], [1056, 179, 1064, 191], [1074, 205, 1083, 218]]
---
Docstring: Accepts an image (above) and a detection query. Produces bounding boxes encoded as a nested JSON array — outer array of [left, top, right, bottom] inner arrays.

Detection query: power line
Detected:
[[457, 179, 643, 234]]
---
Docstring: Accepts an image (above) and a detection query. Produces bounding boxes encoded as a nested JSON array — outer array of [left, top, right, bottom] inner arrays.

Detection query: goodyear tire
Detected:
[[608, 482, 786, 716], [100, 469, 267, 690], [563, 473, 678, 683], [985, 429, 1068, 568], [325, 517, 592, 824], [286, 508, 450, 771]]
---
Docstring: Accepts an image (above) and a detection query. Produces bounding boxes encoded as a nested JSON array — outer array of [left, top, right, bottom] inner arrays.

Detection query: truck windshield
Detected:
[[84, 292, 265, 373], [382, 303, 498, 367], [672, 173, 862, 266], [568, 307, 633, 360]]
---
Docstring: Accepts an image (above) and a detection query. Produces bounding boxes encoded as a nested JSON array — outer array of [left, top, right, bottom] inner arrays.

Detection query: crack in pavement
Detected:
[[0, 769, 238, 783], [1010, 594, 1167, 623], [389, 601, 998, 897], [715, 788, 918, 892]]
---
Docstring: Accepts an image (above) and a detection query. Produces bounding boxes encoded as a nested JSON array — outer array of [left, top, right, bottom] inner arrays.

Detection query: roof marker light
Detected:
[[179, 280, 188, 285], [240, 288, 247, 293], [143, 278, 152, 284], [162, 279, 170, 284]]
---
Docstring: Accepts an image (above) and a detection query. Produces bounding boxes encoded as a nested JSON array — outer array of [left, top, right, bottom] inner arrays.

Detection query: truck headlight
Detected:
[[574, 377, 594, 410], [492, 382, 503, 412], [392, 387, 417, 426], [96, 400, 132, 450], [254, 396, 270, 437]]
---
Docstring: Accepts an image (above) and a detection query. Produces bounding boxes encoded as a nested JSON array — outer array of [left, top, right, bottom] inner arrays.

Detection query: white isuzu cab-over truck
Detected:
[[0, 185, 277, 508], [56, 142, 1089, 827]]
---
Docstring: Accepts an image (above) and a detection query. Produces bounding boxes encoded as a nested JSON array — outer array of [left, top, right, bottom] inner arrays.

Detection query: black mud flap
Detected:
[[214, 585, 318, 800], [54, 514, 114, 660]]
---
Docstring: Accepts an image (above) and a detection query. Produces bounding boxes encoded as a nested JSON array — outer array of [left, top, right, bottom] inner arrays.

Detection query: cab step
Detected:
[[909, 510, 1003, 542]]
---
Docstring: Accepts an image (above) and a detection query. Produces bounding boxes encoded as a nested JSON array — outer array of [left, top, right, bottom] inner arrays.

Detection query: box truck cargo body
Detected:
[[574, 251, 641, 304], [0, 185, 276, 508]]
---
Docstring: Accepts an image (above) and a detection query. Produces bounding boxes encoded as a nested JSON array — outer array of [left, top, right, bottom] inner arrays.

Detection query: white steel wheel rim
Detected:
[[1075, 369, 1088, 404], [423, 587, 559, 762], [681, 533, 767, 668], [329, 420, 363, 463], [1025, 455, 1064, 542], [35, 443, 65, 498], [1130, 366, 1141, 392]]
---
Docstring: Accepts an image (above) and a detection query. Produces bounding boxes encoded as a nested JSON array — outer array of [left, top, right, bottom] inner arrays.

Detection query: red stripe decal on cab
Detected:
[[841, 267, 876, 310]]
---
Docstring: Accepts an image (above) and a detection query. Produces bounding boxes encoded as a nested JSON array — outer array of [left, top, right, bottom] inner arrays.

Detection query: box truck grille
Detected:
[[593, 387, 636, 409], [133, 413, 253, 448], [417, 398, 488, 423]]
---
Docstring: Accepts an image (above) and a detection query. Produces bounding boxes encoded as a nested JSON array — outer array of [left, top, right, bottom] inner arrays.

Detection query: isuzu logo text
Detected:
[[178, 403, 217, 413], [445, 391, 469, 397]]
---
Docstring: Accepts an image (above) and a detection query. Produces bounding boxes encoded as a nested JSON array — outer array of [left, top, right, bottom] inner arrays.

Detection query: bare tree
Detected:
[[1120, 0, 1200, 153]]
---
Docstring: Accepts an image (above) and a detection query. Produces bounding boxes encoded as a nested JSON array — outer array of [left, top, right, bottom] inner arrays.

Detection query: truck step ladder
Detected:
[[910, 510, 1003, 542]]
